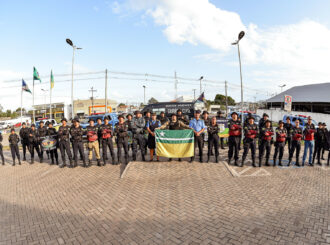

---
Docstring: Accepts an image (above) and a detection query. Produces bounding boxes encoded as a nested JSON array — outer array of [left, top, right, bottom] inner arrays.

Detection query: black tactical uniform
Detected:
[[96, 120, 103, 151], [258, 115, 272, 149], [202, 117, 211, 149], [259, 125, 274, 166], [70, 125, 86, 167], [58, 123, 73, 168], [0, 133, 4, 165], [132, 116, 146, 161], [47, 127, 59, 165], [242, 122, 258, 167], [284, 122, 293, 153], [313, 127, 326, 165], [288, 127, 303, 166], [126, 117, 135, 160], [273, 126, 287, 166], [37, 125, 47, 161], [28, 126, 41, 164], [177, 114, 189, 125], [9, 132, 21, 165], [19, 126, 30, 160], [228, 118, 241, 165], [115, 121, 129, 164], [99, 123, 116, 165], [207, 123, 219, 163], [158, 114, 169, 125]]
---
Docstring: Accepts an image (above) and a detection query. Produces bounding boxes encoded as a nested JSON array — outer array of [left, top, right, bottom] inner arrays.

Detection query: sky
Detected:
[[1, 0, 330, 110]]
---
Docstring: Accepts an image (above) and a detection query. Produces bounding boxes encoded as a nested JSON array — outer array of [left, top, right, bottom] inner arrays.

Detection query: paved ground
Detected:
[[0, 147, 330, 245]]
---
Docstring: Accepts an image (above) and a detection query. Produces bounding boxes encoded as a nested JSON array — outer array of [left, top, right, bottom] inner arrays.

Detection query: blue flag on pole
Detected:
[[22, 79, 32, 94]]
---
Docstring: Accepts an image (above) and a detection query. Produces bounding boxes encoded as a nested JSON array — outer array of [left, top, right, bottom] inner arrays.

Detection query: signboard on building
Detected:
[[284, 95, 292, 112]]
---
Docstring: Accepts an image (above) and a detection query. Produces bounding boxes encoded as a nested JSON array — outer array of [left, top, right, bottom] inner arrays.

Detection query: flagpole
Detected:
[[50, 74, 52, 120], [21, 88, 23, 127], [32, 77, 35, 123]]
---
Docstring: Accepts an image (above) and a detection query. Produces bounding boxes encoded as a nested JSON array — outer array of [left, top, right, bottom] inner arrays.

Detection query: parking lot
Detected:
[[0, 147, 330, 245]]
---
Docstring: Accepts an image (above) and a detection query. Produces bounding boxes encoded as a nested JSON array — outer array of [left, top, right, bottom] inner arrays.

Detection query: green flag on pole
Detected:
[[33, 67, 41, 82], [50, 70, 54, 89]]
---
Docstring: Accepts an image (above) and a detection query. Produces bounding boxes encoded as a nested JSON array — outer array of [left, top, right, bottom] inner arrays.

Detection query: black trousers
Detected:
[[259, 140, 271, 161], [21, 139, 29, 158], [59, 140, 72, 162], [220, 137, 225, 148], [39, 140, 44, 159], [313, 143, 322, 163], [242, 139, 256, 161], [192, 135, 203, 159], [10, 144, 20, 162], [73, 141, 85, 162], [29, 142, 41, 159], [208, 135, 219, 157], [274, 142, 285, 161], [102, 138, 115, 160], [133, 134, 145, 158], [0, 144, 4, 163], [289, 141, 301, 163], [285, 137, 291, 153], [228, 136, 240, 160], [49, 148, 58, 162], [117, 138, 129, 161]]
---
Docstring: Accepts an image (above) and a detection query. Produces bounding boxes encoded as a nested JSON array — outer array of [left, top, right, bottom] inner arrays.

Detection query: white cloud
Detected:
[[122, 0, 330, 89]]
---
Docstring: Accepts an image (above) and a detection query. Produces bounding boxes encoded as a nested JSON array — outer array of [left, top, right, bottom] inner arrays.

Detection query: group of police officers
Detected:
[[0, 109, 329, 168]]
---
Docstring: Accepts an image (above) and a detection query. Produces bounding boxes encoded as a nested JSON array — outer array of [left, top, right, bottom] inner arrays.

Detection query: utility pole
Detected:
[[225, 81, 228, 116], [199, 76, 204, 94], [193, 89, 196, 100], [105, 69, 108, 114], [174, 71, 178, 100], [89, 86, 97, 115]]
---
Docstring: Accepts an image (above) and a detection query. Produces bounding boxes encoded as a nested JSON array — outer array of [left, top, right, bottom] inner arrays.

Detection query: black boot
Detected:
[[200, 156, 203, 163], [73, 161, 78, 168], [207, 155, 210, 163], [133, 154, 136, 161], [56, 158, 59, 165], [258, 158, 262, 167], [273, 158, 276, 167], [178, 158, 182, 162], [59, 161, 66, 168], [215, 156, 219, 163], [40, 157, 43, 163], [287, 159, 291, 167], [23, 156, 26, 161], [83, 160, 87, 168], [279, 159, 283, 167], [117, 156, 121, 164], [168, 158, 172, 162], [241, 158, 245, 167], [12, 160, 15, 166], [252, 158, 256, 167], [31, 158, 34, 164], [112, 157, 118, 165], [18, 159, 21, 165], [189, 157, 194, 163], [234, 159, 238, 166], [228, 158, 231, 165], [97, 159, 101, 166], [87, 160, 92, 167], [103, 159, 107, 166], [141, 154, 146, 162], [51, 159, 54, 165], [265, 158, 270, 166]]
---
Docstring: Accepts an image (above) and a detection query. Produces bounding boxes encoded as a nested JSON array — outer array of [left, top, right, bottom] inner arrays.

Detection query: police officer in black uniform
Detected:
[[132, 111, 146, 161], [284, 117, 293, 153], [322, 123, 328, 160], [273, 121, 287, 166], [96, 118, 103, 152], [202, 111, 211, 150], [19, 122, 29, 161], [58, 118, 73, 168], [47, 122, 59, 165], [100, 116, 117, 165], [313, 122, 325, 165], [177, 109, 189, 125], [242, 116, 258, 167], [259, 120, 274, 167], [70, 119, 86, 167], [228, 112, 241, 166], [126, 113, 135, 160], [258, 113, 271, 150], [0, 131, 4, 165], [115, 115, 129, 164], [207, 117, 220, 163], [28, 124, 41, 164], [158, 111, 169, 125], [37, 121, 47, 162], [288, 119, 303, 166], [8, 128, 21, 166]]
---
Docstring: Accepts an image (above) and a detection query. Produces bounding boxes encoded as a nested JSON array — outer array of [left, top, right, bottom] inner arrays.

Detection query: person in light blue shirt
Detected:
[[189, 110, 206, 163], [146, 113, 161, 161]]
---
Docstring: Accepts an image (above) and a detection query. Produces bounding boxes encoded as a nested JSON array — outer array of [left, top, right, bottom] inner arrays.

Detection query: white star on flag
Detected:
[[159, 131, 165, 137]]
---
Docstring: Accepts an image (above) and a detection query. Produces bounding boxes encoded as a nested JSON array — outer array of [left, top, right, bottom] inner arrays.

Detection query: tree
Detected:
[[213, 94, 235, 106], [0, 104, 3, 113], [15, 107, 26, 113], [148, 97, 158, 104]]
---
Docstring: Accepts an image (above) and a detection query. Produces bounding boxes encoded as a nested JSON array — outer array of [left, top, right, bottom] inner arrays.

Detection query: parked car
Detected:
[[36, 119, 60, 130], [283, 115, 317, 129], [80, 113, 119, 129]]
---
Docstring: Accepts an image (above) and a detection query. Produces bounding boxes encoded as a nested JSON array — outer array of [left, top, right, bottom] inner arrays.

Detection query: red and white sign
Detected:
[[284, 95, 292, 112]]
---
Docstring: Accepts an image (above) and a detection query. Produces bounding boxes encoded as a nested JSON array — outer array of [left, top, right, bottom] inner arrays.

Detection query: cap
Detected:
[[133, 110, 138, 115], [248, 116, 255, 120], [177, 109, 182, 113], [160, 111, 165, 114], [39, 121, 44, 124], [217, 111, 222, 115], [61, 118, 67, 122], [126, 113, 133, 118], [31, 124, 36, 127], [11, 128, 15, 132], [286, 117, 291, 120], [318, 122, 322, 125], [118, 115, 125, 119], [202, 110, 209, 115], [136, 110, 141, 115], [231, 112, 238, 116], [22, 122, 26, 125], [88, 118, 95, 123], [74, 119, 80, 123], [97, 117, 102, 121], [48, 121, 53, 125], [104, 116, 110, 121], [279, 120, 284, 125], [171, 113, 177, 117], [263, 113, 269, 117], [195, 110, 201, 114], [265, 120, 271, 124]]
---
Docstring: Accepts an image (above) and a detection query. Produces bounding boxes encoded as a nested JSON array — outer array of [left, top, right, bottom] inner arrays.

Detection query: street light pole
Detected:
[[199, 76, 204, 94], [193, 89, 196, 100], [66, 39, 82, 119], [232, 31, 245, 135], [143, 85, 146, 105]]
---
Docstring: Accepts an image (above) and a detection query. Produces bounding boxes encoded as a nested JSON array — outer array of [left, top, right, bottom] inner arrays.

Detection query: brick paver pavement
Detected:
[[0, 147, 329, 245]]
